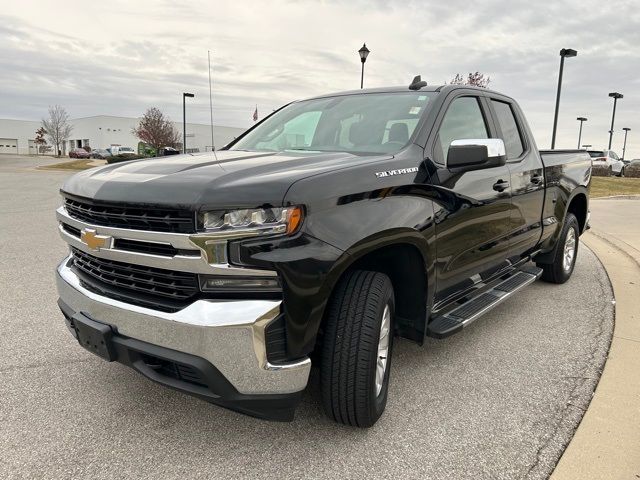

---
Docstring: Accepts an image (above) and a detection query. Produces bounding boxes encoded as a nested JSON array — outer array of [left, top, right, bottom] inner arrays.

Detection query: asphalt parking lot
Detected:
[[0, 156, 614, 480]]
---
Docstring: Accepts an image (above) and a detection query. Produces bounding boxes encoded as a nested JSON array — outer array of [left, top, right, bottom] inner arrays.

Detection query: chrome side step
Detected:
[[427, 266, 543, 339]]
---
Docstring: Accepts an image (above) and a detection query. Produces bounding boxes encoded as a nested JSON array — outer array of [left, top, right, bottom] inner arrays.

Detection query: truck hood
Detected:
[[61, 150, 392, 210]]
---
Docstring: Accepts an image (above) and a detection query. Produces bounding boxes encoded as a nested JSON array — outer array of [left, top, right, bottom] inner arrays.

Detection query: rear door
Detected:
[[488, 97, 545, 261], [429, 94, 513, 305]]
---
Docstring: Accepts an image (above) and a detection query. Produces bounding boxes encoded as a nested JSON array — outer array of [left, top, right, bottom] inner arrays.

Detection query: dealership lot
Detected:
[[0, 156, 614, 479]]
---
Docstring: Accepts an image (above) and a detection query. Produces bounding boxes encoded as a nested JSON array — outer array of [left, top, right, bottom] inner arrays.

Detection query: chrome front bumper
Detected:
[[56, 256, 311, 395]]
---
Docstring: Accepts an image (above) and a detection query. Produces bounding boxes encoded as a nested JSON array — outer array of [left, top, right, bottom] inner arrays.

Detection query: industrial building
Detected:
[[0, 116, 245, 156]]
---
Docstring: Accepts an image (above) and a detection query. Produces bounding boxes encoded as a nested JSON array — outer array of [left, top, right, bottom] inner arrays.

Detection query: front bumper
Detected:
[[56, 256, 311, 420]]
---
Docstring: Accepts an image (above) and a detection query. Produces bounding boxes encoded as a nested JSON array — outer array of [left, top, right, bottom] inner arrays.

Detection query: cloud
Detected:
[[0, 0, 638, 157]]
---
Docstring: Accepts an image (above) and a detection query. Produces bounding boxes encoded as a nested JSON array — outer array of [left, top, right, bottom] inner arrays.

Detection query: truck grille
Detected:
[[71, 247, 199, 312], [63, 194, 196, 233]]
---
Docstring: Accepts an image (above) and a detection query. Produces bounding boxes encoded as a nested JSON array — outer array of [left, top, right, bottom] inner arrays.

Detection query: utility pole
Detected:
[[608, 92, 623, 150], [576, 117, 587, 149], [183, 92, 195, 154], [551, 48, 577, 149]]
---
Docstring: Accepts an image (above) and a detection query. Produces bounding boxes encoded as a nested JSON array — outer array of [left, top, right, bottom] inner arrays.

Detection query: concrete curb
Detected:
[[592, 195, 640, 200], [551, 231, 640, 479]]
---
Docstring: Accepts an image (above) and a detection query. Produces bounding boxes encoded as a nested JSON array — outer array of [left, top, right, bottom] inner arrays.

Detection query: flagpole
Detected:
[[208, 50, 215, 152]]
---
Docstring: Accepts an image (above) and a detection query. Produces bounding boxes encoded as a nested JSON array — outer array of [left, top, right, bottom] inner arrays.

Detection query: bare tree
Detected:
[[132, 107, 181, 155], [34, 127, 47, 155], [450, 72, 491, 88], [42, 105, 73, 157]]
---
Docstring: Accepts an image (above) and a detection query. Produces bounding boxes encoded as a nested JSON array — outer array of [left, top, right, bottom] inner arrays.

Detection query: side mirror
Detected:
[[446, 138, 507, 170]]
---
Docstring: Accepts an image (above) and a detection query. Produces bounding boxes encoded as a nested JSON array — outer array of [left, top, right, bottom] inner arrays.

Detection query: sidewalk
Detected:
[[552, 199, 640, 479]]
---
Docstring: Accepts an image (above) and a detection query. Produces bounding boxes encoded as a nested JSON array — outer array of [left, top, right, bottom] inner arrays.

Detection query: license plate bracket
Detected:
[[72, 313, 116, 361]]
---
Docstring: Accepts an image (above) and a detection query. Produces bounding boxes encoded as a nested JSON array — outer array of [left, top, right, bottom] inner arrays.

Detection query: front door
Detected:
[[429, 95, 513, 306]]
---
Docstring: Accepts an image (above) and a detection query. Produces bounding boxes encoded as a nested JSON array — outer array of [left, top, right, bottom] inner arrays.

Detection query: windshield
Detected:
[[230, 92, 436, 155], [588, 151, 604, 158]]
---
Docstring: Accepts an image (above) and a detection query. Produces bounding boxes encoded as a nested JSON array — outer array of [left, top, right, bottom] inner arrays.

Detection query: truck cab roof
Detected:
[[302, 84, 510, 102]]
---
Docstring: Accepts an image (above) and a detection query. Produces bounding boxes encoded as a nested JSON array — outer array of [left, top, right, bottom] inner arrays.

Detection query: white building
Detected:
[[0, 116, 246, 156]]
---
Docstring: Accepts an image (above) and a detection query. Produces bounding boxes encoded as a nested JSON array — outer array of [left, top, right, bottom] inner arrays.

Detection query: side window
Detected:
[[610, 151, 619, 160], [435, 97, 488, 164], [491, 100, 524, 159]]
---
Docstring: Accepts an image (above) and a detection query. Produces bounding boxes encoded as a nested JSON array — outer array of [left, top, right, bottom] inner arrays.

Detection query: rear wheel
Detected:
[[537, 213, 579, 284], [320, 270, 394, 427], [608, 166, 613, 176]]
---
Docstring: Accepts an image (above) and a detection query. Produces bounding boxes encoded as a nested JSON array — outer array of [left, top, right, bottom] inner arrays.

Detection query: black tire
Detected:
[[536, 213, 580, 284], [320, 270, 395, 427], [608, 166, 613, 177]]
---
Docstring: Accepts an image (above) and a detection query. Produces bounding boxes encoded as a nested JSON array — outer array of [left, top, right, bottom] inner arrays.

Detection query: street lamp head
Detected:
[[183, 92, 195, 98], [623, 127, 631, 132], [608, 92, 623, 99], [582, 144, 592, 148], [577, 117, 587, 122], [358, 43, 370, 63], [560, 48, 577, 58]]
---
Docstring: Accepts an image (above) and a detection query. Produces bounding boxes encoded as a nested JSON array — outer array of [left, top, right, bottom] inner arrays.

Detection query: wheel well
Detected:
[[342, 243, 427, 342], [567, 193, 587, 233]]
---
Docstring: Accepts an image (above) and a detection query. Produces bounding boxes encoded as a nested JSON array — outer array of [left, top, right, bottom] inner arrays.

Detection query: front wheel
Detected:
[[537, 213, 579, 284], [320, 270, 395, 427]]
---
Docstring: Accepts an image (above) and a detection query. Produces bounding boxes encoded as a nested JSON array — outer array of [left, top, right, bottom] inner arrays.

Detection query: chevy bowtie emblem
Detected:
[[80, 228, 112, 251]]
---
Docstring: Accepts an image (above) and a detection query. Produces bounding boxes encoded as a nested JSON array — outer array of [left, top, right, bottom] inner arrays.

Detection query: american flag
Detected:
[[252, 105, 258, 122]]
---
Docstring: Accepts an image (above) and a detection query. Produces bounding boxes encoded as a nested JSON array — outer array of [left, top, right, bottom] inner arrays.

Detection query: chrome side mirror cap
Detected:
[[446, 138, 507, 170]]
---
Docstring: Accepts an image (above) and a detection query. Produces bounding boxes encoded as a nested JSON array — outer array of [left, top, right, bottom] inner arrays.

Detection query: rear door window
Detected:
[[491, 100, 524, 160]]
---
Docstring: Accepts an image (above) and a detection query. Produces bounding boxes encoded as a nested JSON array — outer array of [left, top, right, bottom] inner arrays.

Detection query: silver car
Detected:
[[587, 149, 625, 176]]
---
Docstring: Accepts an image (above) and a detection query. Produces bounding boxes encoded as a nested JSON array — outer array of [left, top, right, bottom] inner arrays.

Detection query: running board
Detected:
[[427, 266, 543, 339]]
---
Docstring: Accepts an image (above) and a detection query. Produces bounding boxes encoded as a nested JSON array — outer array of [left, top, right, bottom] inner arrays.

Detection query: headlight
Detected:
[[202, 206, 303, 236]]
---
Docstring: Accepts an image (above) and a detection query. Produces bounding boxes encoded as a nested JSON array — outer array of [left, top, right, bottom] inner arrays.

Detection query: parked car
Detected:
[[55, 81, 591, 427], [587, 149, 624, 176], [622, 159, 640, 177], [117, 147, 136, 155], [106, 146, 136, 156], [69, 148, 90, 159], [90, 149, 111, 159], [159, 146, 180, 156]]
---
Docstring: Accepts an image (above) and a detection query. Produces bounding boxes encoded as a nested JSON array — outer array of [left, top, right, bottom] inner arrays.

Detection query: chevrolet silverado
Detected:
[[56, 78, 591, 427]]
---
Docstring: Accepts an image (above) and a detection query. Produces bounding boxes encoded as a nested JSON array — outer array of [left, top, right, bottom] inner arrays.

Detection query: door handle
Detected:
[[493, 180, 510, 192], [531, 174, 543, 185]]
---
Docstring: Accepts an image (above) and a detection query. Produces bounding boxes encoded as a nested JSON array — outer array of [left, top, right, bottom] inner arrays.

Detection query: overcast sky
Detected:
[[1, 0, 639, 157]]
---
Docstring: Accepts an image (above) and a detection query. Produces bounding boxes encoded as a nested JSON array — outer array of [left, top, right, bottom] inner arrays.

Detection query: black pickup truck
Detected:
[[56, 79, 591, 427]]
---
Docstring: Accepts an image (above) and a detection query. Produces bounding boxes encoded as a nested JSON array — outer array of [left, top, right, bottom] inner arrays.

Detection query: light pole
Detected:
[[608, 92, 623, 149], [183, 92, 195, 154], [622, 127, 631, 160], [551, 48, 578, 149], [576, 117, 587, 149], [358, 43, 370, 89]]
